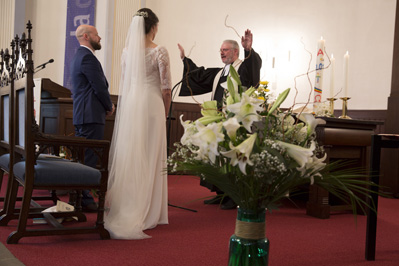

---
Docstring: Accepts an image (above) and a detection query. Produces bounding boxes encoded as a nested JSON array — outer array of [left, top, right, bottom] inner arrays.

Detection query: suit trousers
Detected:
[[74, 123, 105, 206]]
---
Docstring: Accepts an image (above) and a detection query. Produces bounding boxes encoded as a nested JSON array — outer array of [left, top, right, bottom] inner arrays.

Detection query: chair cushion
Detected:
[[0, 153, 68, 172], [0, 153, 10, 171], [13, 160, 102, 187]]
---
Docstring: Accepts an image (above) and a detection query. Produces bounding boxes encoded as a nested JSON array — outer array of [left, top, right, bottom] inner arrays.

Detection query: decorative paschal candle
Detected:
[[314, 37, 325, 108]]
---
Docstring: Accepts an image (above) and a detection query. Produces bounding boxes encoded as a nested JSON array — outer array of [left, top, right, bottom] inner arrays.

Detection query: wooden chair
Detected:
[[0, 34, 57, 218], [0, 21, 110, 244], [0, 43, 16, 217], [365, 134, 399, 260]]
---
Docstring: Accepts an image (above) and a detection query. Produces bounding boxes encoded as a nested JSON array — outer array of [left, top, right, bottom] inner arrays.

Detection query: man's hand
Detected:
[[106, 103, 115, 117], [177, 43, 185, 59], [241, 29, 253, 51]]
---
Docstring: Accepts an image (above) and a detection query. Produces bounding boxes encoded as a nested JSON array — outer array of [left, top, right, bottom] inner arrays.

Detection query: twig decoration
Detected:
[[224, 15, 252, 61], [186, 42, 196, 58], [224, 15, 241, 39]]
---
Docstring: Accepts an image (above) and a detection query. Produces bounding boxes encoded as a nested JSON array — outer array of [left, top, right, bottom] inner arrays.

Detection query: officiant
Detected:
[[177, 29, 262, 210]]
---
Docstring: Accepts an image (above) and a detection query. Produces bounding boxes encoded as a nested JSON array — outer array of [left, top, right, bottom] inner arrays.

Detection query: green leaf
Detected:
[[229, 65, 242, 86], [244, 86, 256, 96], [227, 77, 236, 99], [196, 115, 223, 125], [267, 88, 290, 116], [201, 100, 219, 117]]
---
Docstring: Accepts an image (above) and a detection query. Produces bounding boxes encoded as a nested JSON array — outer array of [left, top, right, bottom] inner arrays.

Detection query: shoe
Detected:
[[82, 202, 98, 213], [204, 195, 223, 205], [220, 198, 237, 210]]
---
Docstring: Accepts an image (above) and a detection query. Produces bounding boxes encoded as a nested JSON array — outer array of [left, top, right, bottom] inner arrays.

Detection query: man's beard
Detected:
[[90, 40, 101, 50]]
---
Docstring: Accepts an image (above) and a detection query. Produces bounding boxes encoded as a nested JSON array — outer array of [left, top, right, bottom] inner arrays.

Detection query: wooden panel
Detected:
[[321, 128, 374, 146], [168, 102, 201, 153]]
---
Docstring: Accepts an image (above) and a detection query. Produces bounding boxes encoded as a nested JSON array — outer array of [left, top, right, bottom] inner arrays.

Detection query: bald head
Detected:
[[75, 24, 102, 51]]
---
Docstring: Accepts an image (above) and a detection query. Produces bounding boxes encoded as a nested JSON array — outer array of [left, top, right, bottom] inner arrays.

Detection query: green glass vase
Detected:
[[228, 207, 269, 266]]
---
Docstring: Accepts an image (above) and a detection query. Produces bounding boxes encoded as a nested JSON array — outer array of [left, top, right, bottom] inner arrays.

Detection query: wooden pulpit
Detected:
[[38, 78, 117, 141], [306, 117, 383, 219]]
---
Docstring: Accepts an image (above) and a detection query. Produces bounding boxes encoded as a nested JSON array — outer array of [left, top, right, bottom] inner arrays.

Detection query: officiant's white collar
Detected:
[[211, 58, 243, 100]]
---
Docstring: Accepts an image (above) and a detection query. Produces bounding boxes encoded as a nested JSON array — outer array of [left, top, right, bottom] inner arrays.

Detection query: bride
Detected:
[[104, 8, 171, 239]]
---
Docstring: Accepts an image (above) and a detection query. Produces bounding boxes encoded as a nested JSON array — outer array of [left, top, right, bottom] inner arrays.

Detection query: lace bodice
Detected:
[[145, 46, 172, 90]]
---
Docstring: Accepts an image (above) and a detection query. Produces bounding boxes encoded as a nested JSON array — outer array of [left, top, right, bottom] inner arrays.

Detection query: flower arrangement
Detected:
[[168, 66, 376, 213]]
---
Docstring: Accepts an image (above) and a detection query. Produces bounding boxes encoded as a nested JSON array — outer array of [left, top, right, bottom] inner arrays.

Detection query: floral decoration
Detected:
[[168, 66, 378, 212]]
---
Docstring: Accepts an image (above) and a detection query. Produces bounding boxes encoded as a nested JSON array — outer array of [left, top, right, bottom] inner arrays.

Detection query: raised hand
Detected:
[[241, 29, 253, 51]]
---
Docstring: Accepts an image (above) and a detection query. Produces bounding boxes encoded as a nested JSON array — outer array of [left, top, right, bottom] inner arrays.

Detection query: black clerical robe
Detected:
[[179, 48, 262, 103], [179, 49, 262, 194]]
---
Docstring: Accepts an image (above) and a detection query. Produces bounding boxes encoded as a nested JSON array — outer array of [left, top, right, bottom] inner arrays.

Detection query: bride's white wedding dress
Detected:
[[104, 16, 171, 239]]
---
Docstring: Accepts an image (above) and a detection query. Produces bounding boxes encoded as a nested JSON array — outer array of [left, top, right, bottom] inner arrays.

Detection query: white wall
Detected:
[[21, 0, 396, 110], [25, 0, 114, 89], [147, 0, 396, 110], [25, 0, 67, 85]]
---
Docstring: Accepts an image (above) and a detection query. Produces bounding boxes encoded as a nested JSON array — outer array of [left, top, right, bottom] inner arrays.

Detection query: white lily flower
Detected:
[[298, 113, 326, 137], [180, 115, 197, 146], [226, 93, 263, 132], [295, 126, 308, 143], [302, 153, 327, 184], [221, 133, 257, 175], [277, 140, 316, 169], [277, 113, 295, 131], [223, 117, 241, 140], [191, 122, 224, 163]]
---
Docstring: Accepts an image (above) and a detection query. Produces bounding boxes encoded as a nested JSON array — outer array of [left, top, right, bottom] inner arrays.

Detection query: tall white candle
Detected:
[[343, 51, 349, 97], [314, 37, 325, 110], [330, 54, 335, 98]]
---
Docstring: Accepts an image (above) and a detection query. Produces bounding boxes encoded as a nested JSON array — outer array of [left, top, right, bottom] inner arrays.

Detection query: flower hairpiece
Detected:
[[135, 11, 148, 18]]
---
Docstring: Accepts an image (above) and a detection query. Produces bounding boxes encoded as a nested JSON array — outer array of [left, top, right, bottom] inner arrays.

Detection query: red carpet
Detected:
[[0, 175, 398, 266]]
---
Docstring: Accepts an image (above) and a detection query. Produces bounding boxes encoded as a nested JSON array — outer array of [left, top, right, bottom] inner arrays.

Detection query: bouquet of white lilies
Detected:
[[168, 66, 378, 212]]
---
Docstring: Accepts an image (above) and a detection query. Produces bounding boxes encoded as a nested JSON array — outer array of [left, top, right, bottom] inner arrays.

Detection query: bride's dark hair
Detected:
[[137, 8, 159, 34]]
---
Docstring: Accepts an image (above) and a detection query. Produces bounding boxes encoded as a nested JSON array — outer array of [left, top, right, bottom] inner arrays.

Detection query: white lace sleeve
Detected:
[[157, 46, 172, 90]]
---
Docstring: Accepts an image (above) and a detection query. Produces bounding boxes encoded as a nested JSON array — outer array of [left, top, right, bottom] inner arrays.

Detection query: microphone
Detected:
[[35, 59, 54, 70]]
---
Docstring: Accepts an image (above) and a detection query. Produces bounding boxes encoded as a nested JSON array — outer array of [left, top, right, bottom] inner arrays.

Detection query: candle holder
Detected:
[[339, 97, 351, 119], [326, 97, 337, 117]]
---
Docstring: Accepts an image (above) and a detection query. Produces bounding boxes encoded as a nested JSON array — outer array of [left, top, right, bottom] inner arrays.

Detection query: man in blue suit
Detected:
[[70, 24, 115, 212]]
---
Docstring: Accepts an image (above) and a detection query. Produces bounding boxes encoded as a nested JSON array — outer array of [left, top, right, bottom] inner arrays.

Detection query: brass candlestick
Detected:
[[339, 97, 351, 119], [326, 97, 337, 117]]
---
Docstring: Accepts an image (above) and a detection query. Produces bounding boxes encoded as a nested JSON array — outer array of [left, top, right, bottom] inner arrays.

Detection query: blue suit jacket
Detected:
[[70, 46, 113, 125]]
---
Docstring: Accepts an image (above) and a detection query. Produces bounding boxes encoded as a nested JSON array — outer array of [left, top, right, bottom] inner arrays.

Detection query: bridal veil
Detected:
[[105, 15, 153, 239]]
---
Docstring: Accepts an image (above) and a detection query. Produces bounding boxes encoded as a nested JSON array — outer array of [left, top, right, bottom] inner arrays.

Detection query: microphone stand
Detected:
[[166, 68, 200, 150], [34, 66, 47, 74], [166, 79, 183, 150], [167, 72, 198, 213]]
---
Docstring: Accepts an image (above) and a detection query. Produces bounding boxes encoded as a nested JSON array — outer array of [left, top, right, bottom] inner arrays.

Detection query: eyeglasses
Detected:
[[219, 48, 232, 53]]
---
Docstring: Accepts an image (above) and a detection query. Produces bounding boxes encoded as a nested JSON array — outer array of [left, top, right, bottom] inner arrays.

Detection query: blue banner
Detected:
[[63, 0, 96, 89]]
